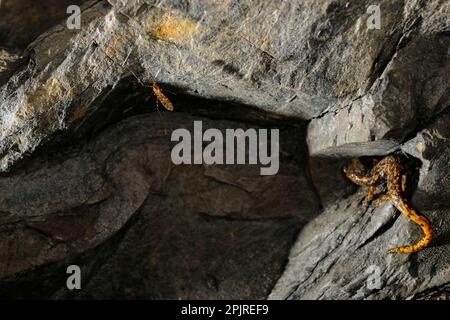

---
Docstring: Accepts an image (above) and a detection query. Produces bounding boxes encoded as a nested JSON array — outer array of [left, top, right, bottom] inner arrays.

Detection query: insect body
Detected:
[[152, 82, 173, 111], [129, 69, 174, 112], [344, 156, 433, 254]]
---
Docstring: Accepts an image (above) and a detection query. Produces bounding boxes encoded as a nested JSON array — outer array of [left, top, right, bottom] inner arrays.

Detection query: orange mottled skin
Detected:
[[344, 156, 433, 254]]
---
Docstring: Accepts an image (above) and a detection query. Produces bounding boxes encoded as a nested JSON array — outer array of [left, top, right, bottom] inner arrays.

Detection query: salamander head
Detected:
[[343, 158, 369, 176]]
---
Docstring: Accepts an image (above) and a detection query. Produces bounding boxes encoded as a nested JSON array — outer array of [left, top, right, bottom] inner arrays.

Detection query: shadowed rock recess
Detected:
[[0, 0, 448, 299]]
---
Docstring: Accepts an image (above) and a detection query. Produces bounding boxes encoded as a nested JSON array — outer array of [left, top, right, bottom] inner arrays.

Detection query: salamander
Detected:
[[344, 155, 433, 254]]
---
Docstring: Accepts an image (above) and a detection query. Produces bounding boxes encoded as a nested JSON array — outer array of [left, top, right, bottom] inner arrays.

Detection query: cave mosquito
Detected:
[[96, 37, 175, 114]]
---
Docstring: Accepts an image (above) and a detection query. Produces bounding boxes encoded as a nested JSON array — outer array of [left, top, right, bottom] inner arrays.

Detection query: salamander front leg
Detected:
[[362, 185, 377, 206]]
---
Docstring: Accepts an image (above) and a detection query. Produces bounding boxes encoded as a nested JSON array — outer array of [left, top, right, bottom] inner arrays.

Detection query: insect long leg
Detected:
[[88, 25, 175, 115], [154, 92, 169, 136]]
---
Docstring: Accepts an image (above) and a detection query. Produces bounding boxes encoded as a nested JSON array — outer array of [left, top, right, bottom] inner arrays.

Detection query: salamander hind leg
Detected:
[[372, 194, 391, 206]]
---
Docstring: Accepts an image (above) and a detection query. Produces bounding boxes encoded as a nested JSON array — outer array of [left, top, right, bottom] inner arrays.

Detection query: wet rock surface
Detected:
[[0, 0, 449, 299]]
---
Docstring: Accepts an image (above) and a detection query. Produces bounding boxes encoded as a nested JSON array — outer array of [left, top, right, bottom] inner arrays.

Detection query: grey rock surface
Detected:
[[307, 33, 449, 157], [402, 112, 450, 210], [269, 191, 450, 299], [1, 0, 448, 171]]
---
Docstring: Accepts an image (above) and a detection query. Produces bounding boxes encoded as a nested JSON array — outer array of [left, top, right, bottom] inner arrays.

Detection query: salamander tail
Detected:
[[387, 199, 433, 254]]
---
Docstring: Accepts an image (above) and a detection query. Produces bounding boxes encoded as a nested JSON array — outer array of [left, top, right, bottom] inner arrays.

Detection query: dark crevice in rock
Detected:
[[367, 12, 424, 92], [0, 75, 319, 298], [0, 0, 86, 49], [411, 103, 450, 142], [414, 282, 450, 300], [367, 30, 404, 91], [198, 211, 296, 223], [2, 75, 309, 175]]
